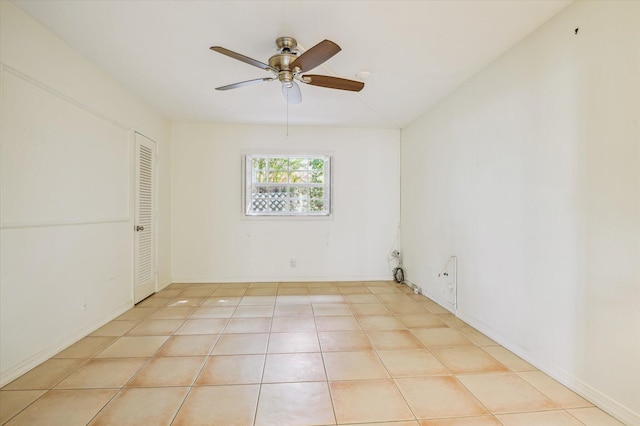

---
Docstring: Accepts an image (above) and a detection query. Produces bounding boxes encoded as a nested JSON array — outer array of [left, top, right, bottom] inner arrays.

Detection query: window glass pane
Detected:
[[268, 157, 288, 183], [252, 158, 266, 171], [309, 158, 324, 170], [246, 155, 330, 216], [289, 158, 308, 170], [269, 198, 287, 211], [309, 187, 323, 198], [268, 171, 288, 183], [252, 158, 267, 183], [252, 186, 269, 212], [268, 186, 287, 211], [290, 198, 309, 212], [310, 171, 324, 183], [268, 186, 287, 195], [269, 157, 287, 169], [289, 187, 308, 198], [289, 171, 309, 184], [310, 199, 324, 212]]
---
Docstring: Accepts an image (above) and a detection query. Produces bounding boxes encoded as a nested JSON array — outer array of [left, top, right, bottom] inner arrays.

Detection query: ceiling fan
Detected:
[[210, 37, 365, 104]]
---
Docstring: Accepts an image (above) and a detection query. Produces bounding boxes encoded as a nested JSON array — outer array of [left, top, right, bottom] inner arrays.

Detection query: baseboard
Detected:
[[0, 300, 133, 387], [456, 309, 640, 426], [408, 281, 455, 314], [170, 275, 394, 284]]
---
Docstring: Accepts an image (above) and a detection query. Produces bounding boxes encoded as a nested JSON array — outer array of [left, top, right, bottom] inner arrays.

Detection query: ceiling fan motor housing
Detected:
[[270, 37, 303, 86], [269, 52, 299, 85], [275, 36, 297, 51]]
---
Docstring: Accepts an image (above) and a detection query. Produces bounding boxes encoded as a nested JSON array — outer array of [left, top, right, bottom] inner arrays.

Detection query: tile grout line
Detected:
[[88, 284, 209, 425], [3, 281, 615, 425], [251, 282, 275, 426], [311, 291, 339, 426], [103, 289, 199, 425], [167, 295, 225, 426]]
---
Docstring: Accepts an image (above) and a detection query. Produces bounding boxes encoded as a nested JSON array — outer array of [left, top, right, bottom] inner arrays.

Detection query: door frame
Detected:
[[133, 132, 157, 303]]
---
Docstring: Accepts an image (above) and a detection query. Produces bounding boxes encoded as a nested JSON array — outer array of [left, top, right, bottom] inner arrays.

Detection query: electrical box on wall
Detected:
[[437, 256, 457, 310]]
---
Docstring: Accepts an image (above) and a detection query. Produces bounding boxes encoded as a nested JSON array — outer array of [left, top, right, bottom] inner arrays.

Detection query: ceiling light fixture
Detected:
[[356, 70, 371, 81]]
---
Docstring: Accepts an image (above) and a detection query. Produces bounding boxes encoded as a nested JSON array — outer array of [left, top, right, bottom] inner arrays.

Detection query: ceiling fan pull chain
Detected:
[[286, 91, 289, 139]]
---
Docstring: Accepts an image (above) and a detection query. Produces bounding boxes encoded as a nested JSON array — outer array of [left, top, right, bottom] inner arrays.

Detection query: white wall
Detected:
[[171, 123, 400, 282], [0, 2, 171, 385], [401, 1, 639, 424]]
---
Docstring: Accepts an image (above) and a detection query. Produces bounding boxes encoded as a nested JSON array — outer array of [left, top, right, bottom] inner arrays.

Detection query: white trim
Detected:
[[409, 281, 456, 314], [239, 214, 334, 222], [0, 64, 133, 228], [171, 275, 394, 283], [0, 300, 133, 387], [0, 217, 129, 229], [0, 63, 5, 229], [0, 64, 130, 131], [456, 309, 640, 426], [400, 274, 638, 425]]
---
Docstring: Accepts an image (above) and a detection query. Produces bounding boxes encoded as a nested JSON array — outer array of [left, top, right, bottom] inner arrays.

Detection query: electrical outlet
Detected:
[[289, 259, 297, 268]]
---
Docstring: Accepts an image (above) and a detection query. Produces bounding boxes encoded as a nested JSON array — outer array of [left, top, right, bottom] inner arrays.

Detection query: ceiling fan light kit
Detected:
[[210, 36, 364, 104]]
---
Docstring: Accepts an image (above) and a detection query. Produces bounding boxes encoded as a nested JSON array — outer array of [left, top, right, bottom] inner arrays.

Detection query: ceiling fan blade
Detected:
[[290, 39, 341, 73], [210, 46, 277, 72], [302, 75, 364, 92], [216, 77, 275, 91], [282, 81, 302, 104]]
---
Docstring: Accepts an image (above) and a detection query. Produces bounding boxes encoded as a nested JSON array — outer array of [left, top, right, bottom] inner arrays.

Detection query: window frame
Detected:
[[243, 153, 333, 217]]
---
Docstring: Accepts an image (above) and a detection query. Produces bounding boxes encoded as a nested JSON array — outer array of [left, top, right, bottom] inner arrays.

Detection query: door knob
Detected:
[[136, 225, 144, 232]]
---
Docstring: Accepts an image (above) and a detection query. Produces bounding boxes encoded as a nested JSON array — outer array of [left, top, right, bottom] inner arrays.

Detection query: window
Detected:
[[244, 154, 331, 216]]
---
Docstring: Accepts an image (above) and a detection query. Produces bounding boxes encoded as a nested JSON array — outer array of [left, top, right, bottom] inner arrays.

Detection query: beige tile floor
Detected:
[[0, 281, 627, 426]]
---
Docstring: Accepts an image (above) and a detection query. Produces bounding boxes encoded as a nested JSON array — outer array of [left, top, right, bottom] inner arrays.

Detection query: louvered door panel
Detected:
[[134, 134, 156, 303]]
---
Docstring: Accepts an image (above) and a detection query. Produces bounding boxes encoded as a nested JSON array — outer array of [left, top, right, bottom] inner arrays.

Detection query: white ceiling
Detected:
[[14, 0, 571, 129]]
